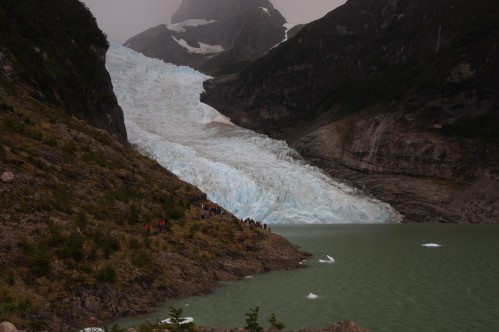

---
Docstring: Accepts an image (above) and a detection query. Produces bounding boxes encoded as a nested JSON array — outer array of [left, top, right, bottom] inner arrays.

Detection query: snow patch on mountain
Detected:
[[172, 36, 224, 54], [167, 19, 217, 33], [259, 7, 270, 16]]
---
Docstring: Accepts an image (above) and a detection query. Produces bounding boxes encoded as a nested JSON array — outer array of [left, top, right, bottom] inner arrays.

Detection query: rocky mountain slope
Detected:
[[124, 0, 287, 76], [0, 1, 308, 330], [0, 0, 127, 144], [202, 0, 499, 223]]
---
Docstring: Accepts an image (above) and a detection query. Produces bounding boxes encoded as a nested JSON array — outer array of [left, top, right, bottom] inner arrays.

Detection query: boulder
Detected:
[[1, 172, 14, 183], [0, 322, 18, 332]]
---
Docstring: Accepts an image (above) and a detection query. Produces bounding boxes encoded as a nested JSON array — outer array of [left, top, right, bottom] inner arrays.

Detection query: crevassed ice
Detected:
[[106, 44, 402, 224]]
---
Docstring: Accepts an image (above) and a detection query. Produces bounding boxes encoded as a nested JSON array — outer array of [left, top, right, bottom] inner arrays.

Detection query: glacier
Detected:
[[106, 44, 402, 224]]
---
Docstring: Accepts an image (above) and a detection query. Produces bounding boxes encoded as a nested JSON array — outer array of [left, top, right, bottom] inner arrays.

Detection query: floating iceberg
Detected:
[[307, 293, 319, 299], [319, 255, 335, 263], [161, 317, 194, 325]]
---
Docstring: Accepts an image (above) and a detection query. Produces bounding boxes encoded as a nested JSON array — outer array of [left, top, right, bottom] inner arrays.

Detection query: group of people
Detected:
[[143, 218, 168, 236], [201, 204, 270, 231], [201, 203, 224, 216], [242, 218, 269, 231], [143, 203, 272, 236]]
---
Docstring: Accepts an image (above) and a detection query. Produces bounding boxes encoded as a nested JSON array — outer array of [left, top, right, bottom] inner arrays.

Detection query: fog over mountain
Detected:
[[81, 0, 346, 42]]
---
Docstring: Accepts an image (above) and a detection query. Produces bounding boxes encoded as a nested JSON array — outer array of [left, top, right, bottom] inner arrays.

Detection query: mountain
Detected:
[[171, 0, 275, 23], [202, 0, 499, 223], [0, 1, 307, 330], [0, 0, 127, 144], [124, 0, 287, 76]]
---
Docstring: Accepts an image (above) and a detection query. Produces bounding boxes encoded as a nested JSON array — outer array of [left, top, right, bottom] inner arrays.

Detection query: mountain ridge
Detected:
[[0, 0, 127, 144], [202, 0, 499, 223], [124, 0, 287, 76]]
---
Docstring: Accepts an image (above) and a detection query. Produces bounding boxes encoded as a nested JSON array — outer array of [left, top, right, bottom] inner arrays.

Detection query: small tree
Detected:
[[268, 313, 285, 331], [164, 306, 195, 332], [27, 320, 49, 332], [104, 325, 126, 332], [245, 306, 263, 332]]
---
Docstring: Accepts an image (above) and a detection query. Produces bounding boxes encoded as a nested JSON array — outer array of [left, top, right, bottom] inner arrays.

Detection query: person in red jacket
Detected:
[[144, 224, 152, 237], [157, 218, 165, 233]]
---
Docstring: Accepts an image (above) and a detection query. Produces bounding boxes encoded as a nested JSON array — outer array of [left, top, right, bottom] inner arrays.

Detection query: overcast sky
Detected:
[[81, 0, 346, 43]]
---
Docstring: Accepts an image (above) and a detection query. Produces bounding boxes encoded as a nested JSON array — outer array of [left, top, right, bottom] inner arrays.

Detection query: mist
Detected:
[[81, 0, 346, 43]]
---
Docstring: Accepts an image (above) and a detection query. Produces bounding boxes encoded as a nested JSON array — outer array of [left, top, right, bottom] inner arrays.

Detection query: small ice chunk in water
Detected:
[[422, 243, 442, 247], [161, 317, 194, 325], [307, 293, 318, 299], [319, 254, 335, 263]]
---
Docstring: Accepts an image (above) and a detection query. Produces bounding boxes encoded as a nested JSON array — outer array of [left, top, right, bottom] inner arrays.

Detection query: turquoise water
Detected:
[[113, 224, 499, 331]]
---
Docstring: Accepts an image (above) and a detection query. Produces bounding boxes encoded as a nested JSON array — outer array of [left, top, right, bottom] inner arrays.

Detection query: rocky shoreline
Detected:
[[0, 319, 369, 332], [17, 209, 311, 331]]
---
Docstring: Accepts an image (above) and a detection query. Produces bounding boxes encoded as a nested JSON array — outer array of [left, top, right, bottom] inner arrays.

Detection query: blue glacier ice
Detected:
[[106, 44, 402, 224]]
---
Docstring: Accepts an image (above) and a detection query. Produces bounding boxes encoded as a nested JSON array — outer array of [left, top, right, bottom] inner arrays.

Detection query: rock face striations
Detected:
[[202, 0, 499, 223], [124, 0, 287, 76]]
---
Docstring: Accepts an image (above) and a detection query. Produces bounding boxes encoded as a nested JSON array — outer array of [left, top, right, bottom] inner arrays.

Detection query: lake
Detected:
[[112, 224, 499, 331]]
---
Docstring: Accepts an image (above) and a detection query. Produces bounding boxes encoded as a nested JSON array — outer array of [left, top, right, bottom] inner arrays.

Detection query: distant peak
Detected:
[[171, 0, 275, 23], [167, 19, 217, 33]]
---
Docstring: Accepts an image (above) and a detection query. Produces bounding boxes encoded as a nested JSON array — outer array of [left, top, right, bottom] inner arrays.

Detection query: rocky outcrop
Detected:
[[0, 322, 18, 332], [202, 0, 499, 223], [292, 110, 499, 223], [0, 0, 127, 143], [0, 171, 14, 183], [124, 0, 286, 76]]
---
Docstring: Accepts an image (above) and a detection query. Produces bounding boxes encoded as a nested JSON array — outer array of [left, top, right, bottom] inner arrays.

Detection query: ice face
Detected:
[[106, 44, 402, 224]]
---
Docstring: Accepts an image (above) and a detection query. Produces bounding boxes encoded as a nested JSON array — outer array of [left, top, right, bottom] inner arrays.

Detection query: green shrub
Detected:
[[131, 249, 153, 268], [104, 325, 126, 332], [76, 212, 89, 229], [95, 265, 116, 283], [268, 313, 285, 331], [245, 306, 263, 332], [57, 232, 85, 262], [52, 185, 72, 213], [27, 243, 51, 277], [0, 100, 14, 112], [128, 204, 140, 224], [163, 306, 196, 332], [62, 141, 77, 155], [27, 320, 49, 332]]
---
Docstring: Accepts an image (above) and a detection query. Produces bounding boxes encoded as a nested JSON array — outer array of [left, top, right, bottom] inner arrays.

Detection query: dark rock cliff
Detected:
[[0, 0, 127, 143], [202, 0, 499, 223], [124, 0, 286, 76]]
